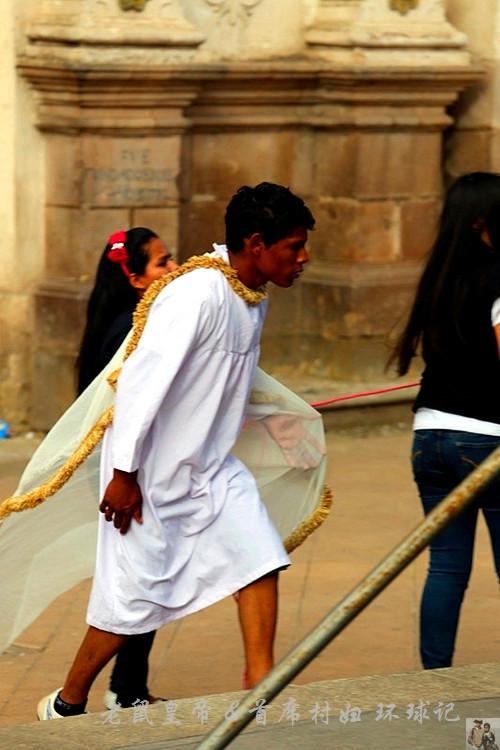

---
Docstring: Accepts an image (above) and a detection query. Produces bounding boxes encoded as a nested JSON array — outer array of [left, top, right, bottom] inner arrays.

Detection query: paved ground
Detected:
[[1, 416, 499, 733]]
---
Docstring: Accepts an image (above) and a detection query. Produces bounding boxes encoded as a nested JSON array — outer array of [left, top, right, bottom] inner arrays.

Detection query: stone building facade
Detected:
[[0, 0, 496, 430]]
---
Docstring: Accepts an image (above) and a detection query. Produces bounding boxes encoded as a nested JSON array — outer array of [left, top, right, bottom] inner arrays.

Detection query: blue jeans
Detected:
[[412, 429, 500, 669]]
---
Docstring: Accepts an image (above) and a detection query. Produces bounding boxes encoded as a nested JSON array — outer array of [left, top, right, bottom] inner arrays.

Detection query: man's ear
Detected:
[[247, 232, 266, 256]]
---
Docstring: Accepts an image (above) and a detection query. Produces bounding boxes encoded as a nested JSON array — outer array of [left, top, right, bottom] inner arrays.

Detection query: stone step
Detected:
[[1, 662, 498, 750]]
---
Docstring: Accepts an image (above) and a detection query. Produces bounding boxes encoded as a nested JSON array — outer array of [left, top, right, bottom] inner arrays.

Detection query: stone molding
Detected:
[[17, 59, 482, 136], [34, 277, 91, 301], [306, 0, 469, 65], [17, 64, 200, 135], [26, 0, 204, 50], [304, 260, 424, 287], [190, 65, 482, 132]]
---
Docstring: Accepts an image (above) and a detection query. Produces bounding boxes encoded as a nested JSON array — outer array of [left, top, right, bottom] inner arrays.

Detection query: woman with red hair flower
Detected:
[[78, 227, 177, 393]]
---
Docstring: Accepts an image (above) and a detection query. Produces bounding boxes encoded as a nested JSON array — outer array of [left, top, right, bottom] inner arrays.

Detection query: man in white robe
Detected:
[[38, 181, 315, 719]]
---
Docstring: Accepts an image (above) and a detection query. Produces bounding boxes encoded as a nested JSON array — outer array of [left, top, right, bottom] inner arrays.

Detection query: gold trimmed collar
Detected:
[[126, 254, 267, 358]]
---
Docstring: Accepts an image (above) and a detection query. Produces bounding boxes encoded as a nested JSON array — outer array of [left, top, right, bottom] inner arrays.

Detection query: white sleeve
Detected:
[[111, 277, 215, 472], [492, 297, 500, 327]]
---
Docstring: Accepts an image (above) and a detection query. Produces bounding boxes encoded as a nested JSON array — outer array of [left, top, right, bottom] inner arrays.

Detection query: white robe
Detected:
[[0, 250, 328, 653], [87, 248, 290, 633]]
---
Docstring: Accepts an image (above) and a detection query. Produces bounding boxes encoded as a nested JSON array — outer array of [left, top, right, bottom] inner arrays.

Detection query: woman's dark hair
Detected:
[[225, 182, 315, 251], [77, 227, 157, 393], [392, 172, 500, 375]]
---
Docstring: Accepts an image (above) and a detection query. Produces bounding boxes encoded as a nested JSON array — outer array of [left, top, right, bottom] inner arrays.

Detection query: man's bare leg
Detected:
[[60, 626, 128, 704], [237, 572, 278, 688]]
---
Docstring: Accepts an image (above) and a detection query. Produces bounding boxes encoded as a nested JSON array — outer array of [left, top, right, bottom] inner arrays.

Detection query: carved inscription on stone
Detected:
[[83, 145, 175, 206]]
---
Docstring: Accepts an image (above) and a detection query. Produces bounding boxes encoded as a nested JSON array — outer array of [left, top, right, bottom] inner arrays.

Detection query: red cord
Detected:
[[310, 381, 420, 409]]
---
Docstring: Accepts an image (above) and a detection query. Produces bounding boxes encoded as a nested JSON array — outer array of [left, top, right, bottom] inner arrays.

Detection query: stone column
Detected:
[[444, 0, 500, 177]]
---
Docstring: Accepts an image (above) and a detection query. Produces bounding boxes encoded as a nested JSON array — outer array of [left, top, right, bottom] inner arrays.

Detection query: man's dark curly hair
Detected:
[[225, 182, 315, 252]]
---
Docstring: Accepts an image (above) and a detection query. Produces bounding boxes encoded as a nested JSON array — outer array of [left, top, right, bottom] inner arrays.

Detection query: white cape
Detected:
[[0, 336, 329, 653]]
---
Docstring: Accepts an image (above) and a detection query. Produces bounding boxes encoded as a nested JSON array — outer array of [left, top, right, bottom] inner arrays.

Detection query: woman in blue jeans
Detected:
[[391, 172, 500, 669]]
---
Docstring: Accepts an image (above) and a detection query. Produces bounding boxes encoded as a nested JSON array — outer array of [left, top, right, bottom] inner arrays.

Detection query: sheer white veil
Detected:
[[0, 321, 330, 654]]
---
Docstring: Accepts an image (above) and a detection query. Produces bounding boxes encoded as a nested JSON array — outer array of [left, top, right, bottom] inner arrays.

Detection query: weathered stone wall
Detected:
[[182, 69, 459, 385], [0, 0, 486, 430]]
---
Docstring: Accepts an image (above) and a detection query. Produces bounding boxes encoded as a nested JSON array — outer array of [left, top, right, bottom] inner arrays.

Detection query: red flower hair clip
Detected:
[[107, 230, 130, 277]]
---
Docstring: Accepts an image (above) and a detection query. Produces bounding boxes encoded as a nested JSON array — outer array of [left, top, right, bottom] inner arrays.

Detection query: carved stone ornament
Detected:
[[203, 0, 262, 26], [389, 0, 418, 14], [119, 0, 151, 10]]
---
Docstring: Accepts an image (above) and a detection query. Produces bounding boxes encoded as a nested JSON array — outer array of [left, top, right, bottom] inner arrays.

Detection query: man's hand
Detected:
[[99, 469, 143, 535], [264, 414, 324, 469]]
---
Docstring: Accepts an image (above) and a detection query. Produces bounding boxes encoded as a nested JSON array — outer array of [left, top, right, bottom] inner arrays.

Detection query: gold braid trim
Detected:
[[0, 407, 114, 522], [126, 256, 267, 361], [0, 255, 267, 522], [107, 256, 267, 390], [284, 484, 333, 554]]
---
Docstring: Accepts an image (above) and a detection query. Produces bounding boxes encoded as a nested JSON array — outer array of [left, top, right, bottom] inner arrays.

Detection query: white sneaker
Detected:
[[37, 688, 87, 720], [37, 688, 65, 720], [103, 689, 119, 710]]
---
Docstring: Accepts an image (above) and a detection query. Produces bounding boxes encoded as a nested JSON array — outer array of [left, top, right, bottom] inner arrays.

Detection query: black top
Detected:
[[414, 257, 500, 424], [96, 309, 134, 373], [78, 307, 134, 395]]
